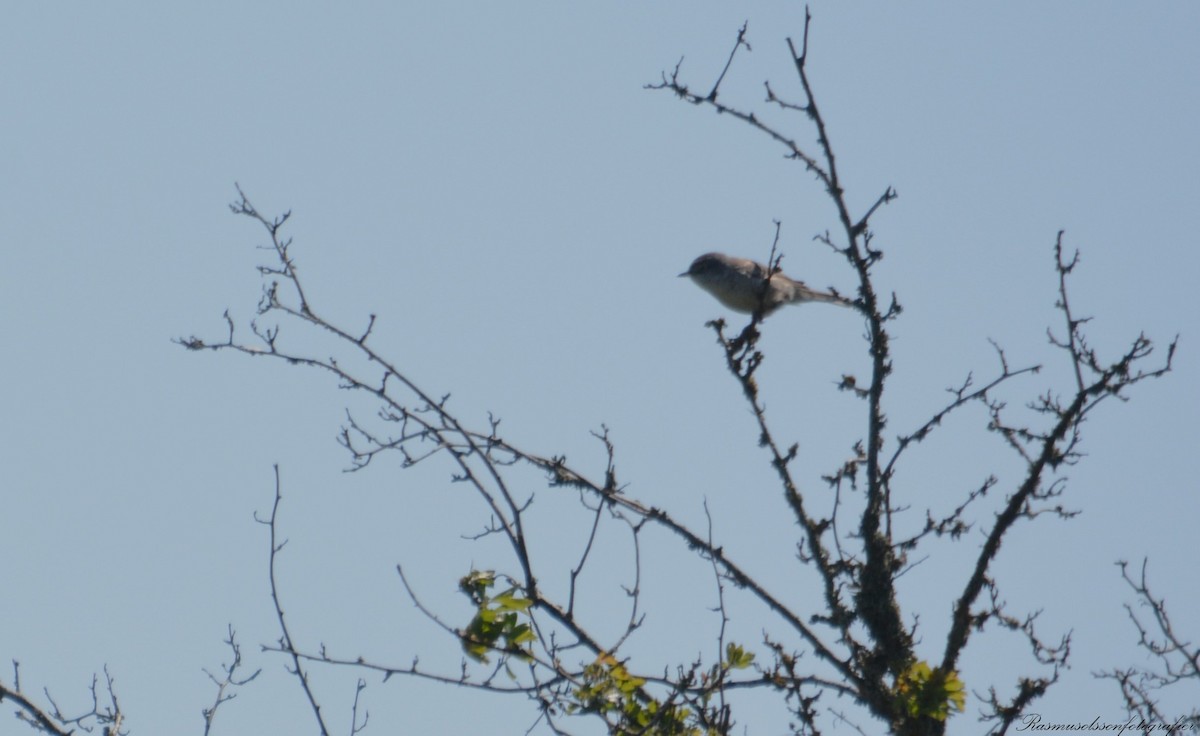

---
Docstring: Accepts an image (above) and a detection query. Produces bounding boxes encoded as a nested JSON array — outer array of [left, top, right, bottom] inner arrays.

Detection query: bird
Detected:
[[679, 252, 856, 316]]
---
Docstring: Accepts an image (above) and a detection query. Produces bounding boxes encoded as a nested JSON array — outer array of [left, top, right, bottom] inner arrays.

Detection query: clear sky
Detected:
[[2, 2, 1197, 734]]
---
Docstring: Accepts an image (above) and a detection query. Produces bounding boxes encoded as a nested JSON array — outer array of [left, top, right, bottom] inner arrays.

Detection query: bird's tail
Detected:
[[792, 283, 857, 309]]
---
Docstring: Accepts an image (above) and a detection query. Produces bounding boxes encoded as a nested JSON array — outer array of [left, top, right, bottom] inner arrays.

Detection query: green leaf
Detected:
[[463, 642, 489, 663], [943, 670, 967, 714], [509, 623, 536, 645], [894, 660, 967, 722], [724, 643, 755, 669], [494, 589, 534, 611]]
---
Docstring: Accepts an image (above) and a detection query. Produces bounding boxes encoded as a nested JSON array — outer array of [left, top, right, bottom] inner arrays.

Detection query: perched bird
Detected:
[[680, 252, 855, 316]]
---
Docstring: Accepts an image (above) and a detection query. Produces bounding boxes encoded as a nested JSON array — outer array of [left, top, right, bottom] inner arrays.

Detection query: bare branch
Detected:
[[1096, 560, 1200, 728], [256, 465, 333, 736], [202, 625, 262, 736], [2, 662, 74, 736]]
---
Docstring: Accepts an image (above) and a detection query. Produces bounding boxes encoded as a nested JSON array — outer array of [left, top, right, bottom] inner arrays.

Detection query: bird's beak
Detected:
[[677, 270, 690, 278]]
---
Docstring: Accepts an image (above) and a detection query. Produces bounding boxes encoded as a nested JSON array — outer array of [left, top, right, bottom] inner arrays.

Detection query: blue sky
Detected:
[[2, 2, 1197, 734]]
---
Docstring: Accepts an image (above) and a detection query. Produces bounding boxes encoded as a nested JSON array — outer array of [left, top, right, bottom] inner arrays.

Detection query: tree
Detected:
[[3, 11, 1183, 736]]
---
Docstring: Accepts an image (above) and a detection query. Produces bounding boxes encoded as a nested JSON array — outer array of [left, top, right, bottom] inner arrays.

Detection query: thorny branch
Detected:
[[184, 189, 798, 734], [649, 10, 1174, 736], [173, 10, 1177, 736], [1095, 560, 1200, 729], [653, 8, 910, 727], [257, 464, 334, 736], [202, 626, 262, 736], [1, 662, 125, 736]]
